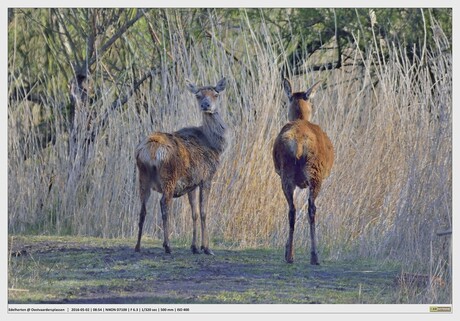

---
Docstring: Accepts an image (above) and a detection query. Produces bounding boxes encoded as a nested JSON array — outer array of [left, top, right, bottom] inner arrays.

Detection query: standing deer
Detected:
[[273, 78, 334, 265], [134, 77, 228, 255]]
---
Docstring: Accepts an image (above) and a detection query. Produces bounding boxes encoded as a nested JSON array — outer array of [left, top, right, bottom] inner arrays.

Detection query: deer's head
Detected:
[[283, 78, 321, 122], [186, 77, 227, 114]]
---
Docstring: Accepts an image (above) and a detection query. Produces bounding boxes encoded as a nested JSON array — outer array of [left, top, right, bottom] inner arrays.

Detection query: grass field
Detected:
[[8, 235, 448, 305]]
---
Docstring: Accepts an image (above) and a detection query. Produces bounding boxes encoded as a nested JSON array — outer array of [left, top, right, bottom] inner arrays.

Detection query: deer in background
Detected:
[[273, 78, 334, 265], [135, 77, 228, 255]]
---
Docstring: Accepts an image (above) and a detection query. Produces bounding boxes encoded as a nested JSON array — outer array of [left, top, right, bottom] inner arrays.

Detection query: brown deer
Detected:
[[273, 78, 334, 265], [134, 77, 228, 255]]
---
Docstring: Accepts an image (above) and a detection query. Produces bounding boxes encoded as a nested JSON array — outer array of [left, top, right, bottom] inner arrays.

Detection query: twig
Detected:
[[437, 230, 452, 237]]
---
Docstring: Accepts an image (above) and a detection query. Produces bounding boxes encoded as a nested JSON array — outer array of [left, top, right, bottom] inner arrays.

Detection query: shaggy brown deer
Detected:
[[273, 78, 334, 265], [134, 77, 228, 255]]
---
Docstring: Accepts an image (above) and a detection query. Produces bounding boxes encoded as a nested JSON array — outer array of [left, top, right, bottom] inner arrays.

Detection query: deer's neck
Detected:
[[288, 100, 312, 122], [202, 112, 228, 153]]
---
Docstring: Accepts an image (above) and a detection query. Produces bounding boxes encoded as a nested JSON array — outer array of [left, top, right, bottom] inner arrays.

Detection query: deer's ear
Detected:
[[304, 81, 321, 100], [185, 79, 199, 94], [283, 78, 292, 100], [215, 77, 227, 93]]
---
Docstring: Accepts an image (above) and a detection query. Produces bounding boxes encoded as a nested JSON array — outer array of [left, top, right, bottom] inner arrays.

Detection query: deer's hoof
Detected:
[[134, 245, 140, 252], [191, 245, 200, 254], [310, 252, 320, 265], [285, 245, 294, 263], [163, 244, 172, 254]]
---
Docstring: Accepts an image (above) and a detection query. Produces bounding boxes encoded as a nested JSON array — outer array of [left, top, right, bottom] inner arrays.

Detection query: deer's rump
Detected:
[[273, 121, 334, 184]]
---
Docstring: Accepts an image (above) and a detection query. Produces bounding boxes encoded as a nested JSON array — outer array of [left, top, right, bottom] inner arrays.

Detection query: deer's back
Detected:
[[136, 127, 220, 197], [175, 126, 221, 174]]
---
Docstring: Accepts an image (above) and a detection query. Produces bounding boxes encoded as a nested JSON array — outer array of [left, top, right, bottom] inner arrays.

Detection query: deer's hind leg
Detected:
[[308, 178, 322, 265], [281, 177, 296, 263], [160, 189, 174, 254], [135, 170, 152, 252]]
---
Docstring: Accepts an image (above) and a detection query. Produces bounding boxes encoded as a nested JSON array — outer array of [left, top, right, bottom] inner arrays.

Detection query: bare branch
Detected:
[[52, 9, 81, 70], [92, 65, 164, 137], [87, 9, 147, 68]]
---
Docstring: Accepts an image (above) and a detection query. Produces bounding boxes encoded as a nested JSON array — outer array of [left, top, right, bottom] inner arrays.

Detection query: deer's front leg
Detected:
[[199, 181, 214, 255], [188, 188, 200, 254]]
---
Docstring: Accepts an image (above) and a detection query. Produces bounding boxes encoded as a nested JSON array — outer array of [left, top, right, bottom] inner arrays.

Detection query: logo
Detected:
[[430, 306, 452, 313]]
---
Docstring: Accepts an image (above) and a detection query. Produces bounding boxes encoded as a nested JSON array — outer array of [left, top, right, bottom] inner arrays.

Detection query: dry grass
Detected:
[[8, 15, 451, 303]]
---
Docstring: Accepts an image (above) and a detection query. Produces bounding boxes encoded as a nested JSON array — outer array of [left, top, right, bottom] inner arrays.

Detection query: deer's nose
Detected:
[[201, 101, 210, 109]]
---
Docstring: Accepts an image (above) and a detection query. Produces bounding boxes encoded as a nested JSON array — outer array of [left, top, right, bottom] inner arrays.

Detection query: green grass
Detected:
[[8, 235, 409, 304]]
